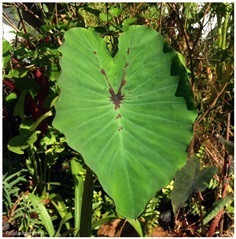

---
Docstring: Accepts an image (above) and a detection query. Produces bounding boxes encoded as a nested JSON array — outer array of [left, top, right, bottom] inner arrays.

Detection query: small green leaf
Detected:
[[122, 18, 137, 31], [49, 62, 61, 81], [177, 52, 187, 67], [2, 39, 12, 68], [42, 3, 49, 13], [40, 130, 57, 146], [5, 92, 17, 102], [4, 69, 20, 78], [3, 39, 12, 54], [171, 156, 217, 213], [99, 12, 112, 21], [40, 24, 55, 33], [19, 119, 34, 135], [8, 130, 40, 154], [8, 135, 29, 154], [109, 7, 122, 17]]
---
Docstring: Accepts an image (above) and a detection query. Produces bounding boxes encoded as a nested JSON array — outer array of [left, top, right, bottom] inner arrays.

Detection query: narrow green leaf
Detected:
[[54, 212, 73, 237], [51, 194, 71, 230], [42, 3, 49, 13], [92, 215, 117, 229], [13, 90, 27, 118], [203, 193, 233, 225], [28, 193, 55, 237]]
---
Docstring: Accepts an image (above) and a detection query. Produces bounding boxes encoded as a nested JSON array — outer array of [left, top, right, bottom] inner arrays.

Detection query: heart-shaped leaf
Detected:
[[171, 156, 218, 213], [53, 26, 197, 219]]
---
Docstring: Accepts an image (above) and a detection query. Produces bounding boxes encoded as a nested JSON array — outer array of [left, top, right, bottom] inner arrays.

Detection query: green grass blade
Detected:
[[92, 214, 117, 229], [54, 212, 73, 237], [51, 194, 71, 230], [28, 193, 55, 237], [203, 193, 233, 225]]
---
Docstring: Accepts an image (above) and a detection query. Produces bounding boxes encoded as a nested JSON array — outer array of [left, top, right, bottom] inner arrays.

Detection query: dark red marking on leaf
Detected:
[[116, 79, 126, 101], [127, 47, 130, 55], [110, 92, 124, 110], [115, 113, 121, 120], [110, 61, 129, 110], [118, 126, 123, 131], [101, 68, 113, 91], [101, 63, 129, 110], [101, 68, 106, 76], [109, 87, 115, 96]]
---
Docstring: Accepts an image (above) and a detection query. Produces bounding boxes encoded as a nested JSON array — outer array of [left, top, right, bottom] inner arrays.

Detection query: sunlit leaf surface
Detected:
[[53, 26, 197, 219]]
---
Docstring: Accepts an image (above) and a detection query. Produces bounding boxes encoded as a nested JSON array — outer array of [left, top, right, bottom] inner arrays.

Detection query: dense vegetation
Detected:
[[2, 2, 234, 237]]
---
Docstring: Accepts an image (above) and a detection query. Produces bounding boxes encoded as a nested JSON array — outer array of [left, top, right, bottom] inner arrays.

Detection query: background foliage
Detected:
[[2, 2, 234, 237]]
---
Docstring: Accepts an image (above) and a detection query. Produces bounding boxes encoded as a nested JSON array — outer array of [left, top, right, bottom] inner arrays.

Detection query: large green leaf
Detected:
[[53, 26, 197, 219]]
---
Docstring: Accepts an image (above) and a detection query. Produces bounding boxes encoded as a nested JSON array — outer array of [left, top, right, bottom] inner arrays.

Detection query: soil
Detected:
[[97, 219, 175, 237]]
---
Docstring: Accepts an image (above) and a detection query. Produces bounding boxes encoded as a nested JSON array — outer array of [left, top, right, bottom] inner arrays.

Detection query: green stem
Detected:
[[79, 166, 94, 237], [27, 146, 42, 194], [30, 110, 53, 133], [72, 174, 83, 236], [217, 16, 222, 49], [221, 14, 228, 50], [37, 150, 44, 194]]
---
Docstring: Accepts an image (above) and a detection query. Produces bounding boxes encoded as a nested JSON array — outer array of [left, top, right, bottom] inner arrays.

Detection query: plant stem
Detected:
[[72, 173, 83, 236], [27, 146, 42, 194], [79, 166, 94, 237], [221, 13, 228, 50], [30, 110, 53, 133]]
